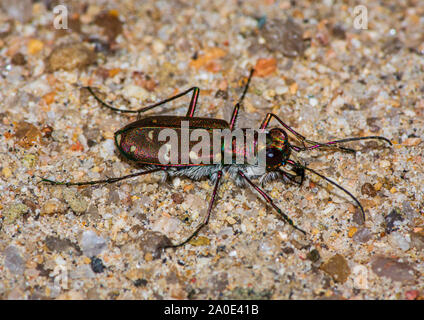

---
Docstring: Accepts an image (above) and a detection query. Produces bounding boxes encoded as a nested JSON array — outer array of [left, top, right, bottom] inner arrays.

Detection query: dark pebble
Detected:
[[171, 193, 184, 204], [139, 231, 172, 259], [361, 183, 377, 197], [45, 236, 82, 255], [385, 208, 404, 234], [11, 52, 26, 65], [371, 256, 416, 282], [282, 246, 294, 255], [382, 37, 403, 55], [331, 23, 346, 39], [215, 89, 228, 100], [261, 18, 305, 57], [320, 254, 351, 283], [90, 257, 106, 273], [134, 279, 148, 287], [353, 209, 365, 225], [307, 249, 321, 263]]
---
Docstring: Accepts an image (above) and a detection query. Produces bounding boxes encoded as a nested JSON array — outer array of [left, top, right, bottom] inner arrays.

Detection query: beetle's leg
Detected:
[[186, 87, 200, 117], [229, 69, 254, 130], [280, 167, 305, 186], [260, 113, 308, 149], [163, 170, 223, 248], [41, 168, 164, 186], [238, 170, 306, 235], [84, 86, 201, 117]]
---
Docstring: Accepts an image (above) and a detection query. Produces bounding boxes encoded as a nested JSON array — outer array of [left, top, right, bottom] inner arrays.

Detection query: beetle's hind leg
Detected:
[[84, 86, 201, 118], [41, 168, 164, 186]]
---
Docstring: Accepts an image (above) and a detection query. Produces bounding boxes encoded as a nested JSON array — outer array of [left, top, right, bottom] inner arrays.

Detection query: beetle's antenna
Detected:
[[287, 159, 365, 221], [300, 136, 392, 152]]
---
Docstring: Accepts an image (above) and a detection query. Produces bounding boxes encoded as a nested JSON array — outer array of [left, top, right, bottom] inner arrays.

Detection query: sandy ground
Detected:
[[0, 0, 423, 300]]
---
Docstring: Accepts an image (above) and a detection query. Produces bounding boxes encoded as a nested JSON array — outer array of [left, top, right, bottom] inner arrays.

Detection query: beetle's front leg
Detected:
[[85, 86, 201, 117]]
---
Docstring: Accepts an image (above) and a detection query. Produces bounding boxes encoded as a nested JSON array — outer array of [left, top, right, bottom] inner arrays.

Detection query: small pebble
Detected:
[[63, 189, 88, 215], [352, 228, 372, 243], [390, 232, 410, 251], [2, 167, 12, 178], [45, 236, 81, 254], [385, 208, 403, 234], [379, 160, 391, 168], [90, 257, 105, 273], [11, 52, 26, 65], [28, 39, 44, 55], [307, 249, 320, 263], [1, 0, 32, 23], [261, 18, 305, 57], [348, 226, 358, 238], [254, 58, 277, 77], [320, 254, 351, 283], [46, 43, 96, 72], [139, 231, 172, 259], [226, 216, 237, 225], [171, 193, 184, 204], [41, 199, 65, 215], [405, 290, 420, 300], [410, 231, 424, 251], [70, 265, 95, 279], [14, 121, 42, 149], [309, 97, 318, 107], [189, 236, 210, 246], [352, 209, 365, 225], [80, 230, 107, 257], [3, 246, 25, 275], [123, 84, 149, 100], [371, 256, 416, 282], [4, 203, 29, 224], [402, 137, 421, 146], [361, 183, 377, 197], [152, 40, 166, 54]]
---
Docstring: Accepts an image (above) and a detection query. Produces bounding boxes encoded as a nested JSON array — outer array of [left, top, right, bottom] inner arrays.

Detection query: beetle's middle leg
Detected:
[[163, 170, 223, 248], [85, 86, 201, 118]]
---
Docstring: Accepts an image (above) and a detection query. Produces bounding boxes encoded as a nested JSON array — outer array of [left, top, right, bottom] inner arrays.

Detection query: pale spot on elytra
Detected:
[[115, 134, 121, 145], [148, 130, 154, 140], [130, 145, 136, 152]]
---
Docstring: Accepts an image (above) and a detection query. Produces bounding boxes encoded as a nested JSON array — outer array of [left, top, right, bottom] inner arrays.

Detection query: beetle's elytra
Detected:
[[42, 69, 392, 248]]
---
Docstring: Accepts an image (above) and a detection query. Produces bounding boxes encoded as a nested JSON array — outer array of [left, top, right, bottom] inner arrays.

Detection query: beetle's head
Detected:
[[265, 128, 291, 171]]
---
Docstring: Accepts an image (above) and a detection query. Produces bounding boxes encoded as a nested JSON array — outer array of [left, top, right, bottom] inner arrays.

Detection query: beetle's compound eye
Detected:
[[266, 147, 284, 169]]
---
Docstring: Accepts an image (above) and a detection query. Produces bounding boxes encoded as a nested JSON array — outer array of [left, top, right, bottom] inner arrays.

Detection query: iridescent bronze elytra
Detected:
[[43, 69, 392, 247]]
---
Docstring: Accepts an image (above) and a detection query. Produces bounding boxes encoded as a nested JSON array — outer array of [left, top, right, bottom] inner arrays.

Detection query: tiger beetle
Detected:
[[42, 69, 392, 248]]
